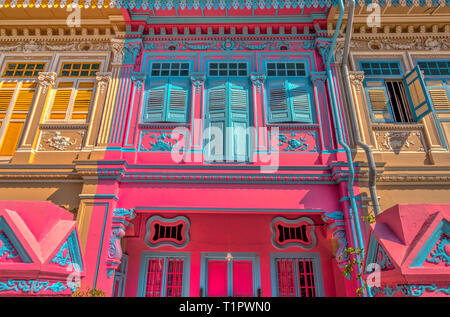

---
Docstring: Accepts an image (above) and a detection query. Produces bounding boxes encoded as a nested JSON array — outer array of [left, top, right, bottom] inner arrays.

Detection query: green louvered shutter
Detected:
[[364, 79, 393, 122], [166, 79, 189, 123], [229, 79, 249, 162], [145, 79, 167, 122], [205, 79, 227, 161], [267, 79, 290, 123], [289, 80, 313, 123]]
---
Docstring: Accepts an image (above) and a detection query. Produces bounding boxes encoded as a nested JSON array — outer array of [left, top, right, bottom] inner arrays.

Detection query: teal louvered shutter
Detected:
[[404, 66, 434, 121], [205, 79, 227, 161], [229, 79, 249, 162], [289, 80, 313, 123], [145, 79, 167, 122], [267, 79, 290, 123], [166, 79, 189, 123], [364, 79, 393, 122]]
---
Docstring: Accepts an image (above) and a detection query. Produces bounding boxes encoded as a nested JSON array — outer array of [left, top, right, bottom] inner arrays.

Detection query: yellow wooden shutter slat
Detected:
[[70, 89, 92, 120], [13, 89, 35, 112], [368, 89, 389, 112], [429, 89, 450, 111], [0, 121, 24, 156], [49, 89, 72, 119], [0, 90, 14, 112]]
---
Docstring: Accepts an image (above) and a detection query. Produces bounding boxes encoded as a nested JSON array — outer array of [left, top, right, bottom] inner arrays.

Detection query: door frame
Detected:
[[199, 252, 261, 297]]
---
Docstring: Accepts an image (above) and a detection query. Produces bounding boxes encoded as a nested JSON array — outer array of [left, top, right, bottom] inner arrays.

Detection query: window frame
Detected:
[[263, 60, 315, 124], [112, 253, 128, 297], [137, 251, 191, 297], [0, 60, 43, 157], [417, 60, 450, 113], [199, 252, 261, 297], [142, 61, 193, 124], [46, 77, 97, 123], [270, 252, 324, 297]]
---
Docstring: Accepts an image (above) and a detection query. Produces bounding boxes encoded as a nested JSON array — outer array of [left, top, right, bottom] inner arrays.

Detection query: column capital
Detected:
[[38, 72, 57, 93], [131, 71, 147, 92], [95, 72, 112, 94], [348, 71, 365, 91], [309, 71, 327, 85], [249, 72, 266, 87], [110, 38, 125, 66], [190, 73, 206, 93]]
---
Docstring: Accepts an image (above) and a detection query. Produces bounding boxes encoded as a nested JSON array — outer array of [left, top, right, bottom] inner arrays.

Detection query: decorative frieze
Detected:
[[139, 131, 187, 152], [269, 131, 319, 153]]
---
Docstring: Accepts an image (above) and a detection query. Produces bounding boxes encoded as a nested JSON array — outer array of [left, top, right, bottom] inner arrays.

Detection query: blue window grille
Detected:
[[360, 61, 401, 76], [417, 61, 450, 77]]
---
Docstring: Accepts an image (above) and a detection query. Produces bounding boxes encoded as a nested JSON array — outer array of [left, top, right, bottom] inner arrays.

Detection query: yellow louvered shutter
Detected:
[[71, 82, 94, 120], [0, 90, 14, 112], [0, 122, 24, 156], [428, 89, 450, 111], [368, 89, 389, 112], [49, 82, 73, 120]]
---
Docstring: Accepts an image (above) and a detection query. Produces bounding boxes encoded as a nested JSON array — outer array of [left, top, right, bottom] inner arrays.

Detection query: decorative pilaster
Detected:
[[84, 72, 112, 149], [309, 71, 327, 86], [131, 72, 147, 93], [190, 73, 206, 151], [309, 71, 332, 151], [123, 40, 142, 66], [250, 72, 268, 152], [110, 39, 125, 66], [106, 208, 136, 278]]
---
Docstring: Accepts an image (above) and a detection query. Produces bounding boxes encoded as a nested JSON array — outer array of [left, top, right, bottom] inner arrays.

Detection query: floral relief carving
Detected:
[[38, 131, 84, 151], [375, 131, 425, 153]]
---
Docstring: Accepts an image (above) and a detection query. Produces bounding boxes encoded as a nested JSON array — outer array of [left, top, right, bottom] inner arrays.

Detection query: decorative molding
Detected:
[[315, 39, 331, 61], [0, 279, 77, 295], [271, 216, 317, 250], [270, 131, 319, 153], [0, 231, 19, 261], [110, 38, 125, 65], [425, 234, 450, 266], [375, 131, 426, 153], [370, 284, 450, 297], [139, 131, 186, 152], [106, 208, 136, 279], [144, 215, 190, 249], [40, 131, 78, 151]]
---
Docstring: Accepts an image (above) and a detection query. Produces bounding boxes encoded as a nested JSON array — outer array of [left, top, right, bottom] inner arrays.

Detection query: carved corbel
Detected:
[[95, 72, 112, 94], [106, 208, 136, 278], [309, 71, 327, 86], [131, 72, 147, 93]]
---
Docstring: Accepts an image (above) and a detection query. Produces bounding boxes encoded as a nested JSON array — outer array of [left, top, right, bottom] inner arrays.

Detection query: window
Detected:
[[267, 62, 306, 77], [205, 78, 251, 162], [139, 252, 190, 297], [0, 81, 37, 156], [418, 61, 450, 112], [209, 62, 248, 77], [265, 62, 313, 124], [361, 61, 433, 123], [271, 254, 323, 297], [144, 62, 190, 123], [3, 62, 45, 78], [145, 215, 190, 248], [59, 62, 100, 77]]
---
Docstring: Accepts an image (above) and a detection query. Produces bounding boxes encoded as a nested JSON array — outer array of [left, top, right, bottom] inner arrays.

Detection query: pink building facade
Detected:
[[81, 3, 367, 297]]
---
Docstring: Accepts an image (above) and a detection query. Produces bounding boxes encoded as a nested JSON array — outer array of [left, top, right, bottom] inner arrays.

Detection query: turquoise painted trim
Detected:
[[137, 251, 191, 297], [112, 254, 128, 297], [199, 252, 261, 297], [134, 206, 325, 214], [93, 202, 111, 290], [50, 230, 84, 272], [410, 219, 449, 267], [0, 216, 32, 263], [269, 252, 324, 297]]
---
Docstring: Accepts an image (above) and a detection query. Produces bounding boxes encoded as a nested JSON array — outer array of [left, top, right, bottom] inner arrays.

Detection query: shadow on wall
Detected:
[[0, 182, 83, 219]]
